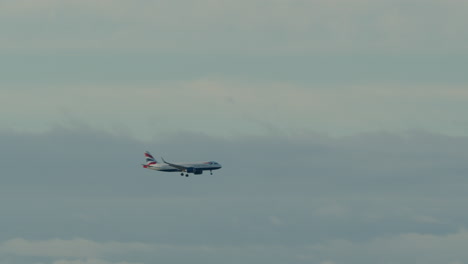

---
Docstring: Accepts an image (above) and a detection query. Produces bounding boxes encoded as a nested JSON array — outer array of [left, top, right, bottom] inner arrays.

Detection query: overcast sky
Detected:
[[1, 1, 468, 263]]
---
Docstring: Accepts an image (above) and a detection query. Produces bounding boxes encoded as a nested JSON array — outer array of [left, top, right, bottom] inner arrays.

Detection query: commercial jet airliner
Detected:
[[142, 151, 222, 177]]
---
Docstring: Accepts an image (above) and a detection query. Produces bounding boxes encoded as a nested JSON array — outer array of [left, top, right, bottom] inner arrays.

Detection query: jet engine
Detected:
[[186, 168, 203, 175]]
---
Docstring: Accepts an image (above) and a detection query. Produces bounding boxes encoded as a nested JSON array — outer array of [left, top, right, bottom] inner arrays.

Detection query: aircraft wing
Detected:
[[161, 157, 189, 171]]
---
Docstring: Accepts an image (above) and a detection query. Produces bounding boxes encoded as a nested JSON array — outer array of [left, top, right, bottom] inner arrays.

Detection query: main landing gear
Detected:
[[181, 172, 189, 177]]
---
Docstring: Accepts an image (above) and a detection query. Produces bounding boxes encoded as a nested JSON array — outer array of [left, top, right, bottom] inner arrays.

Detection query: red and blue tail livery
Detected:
[[142, 151, 222, 177], [143, 151, 157, 168]]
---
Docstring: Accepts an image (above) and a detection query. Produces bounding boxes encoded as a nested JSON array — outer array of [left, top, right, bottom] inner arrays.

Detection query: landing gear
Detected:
[[210, 170, 213, 175], [180, 173, 184, 176], [185, 174, 189, 177]]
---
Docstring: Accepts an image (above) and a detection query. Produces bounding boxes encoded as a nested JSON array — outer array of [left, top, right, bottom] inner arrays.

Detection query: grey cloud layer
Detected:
[[1, 0, 467, 138], [3, 230, 468, 264], [2, 79, 468, 139], [0, 0, 467, 53], [1, 128, 468, 263]]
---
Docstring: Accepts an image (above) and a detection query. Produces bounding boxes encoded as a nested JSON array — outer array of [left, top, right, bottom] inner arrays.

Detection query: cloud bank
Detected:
[[1, 0, 467, 53], [1, 128, 468, 263], [2, 229, 468, 264]]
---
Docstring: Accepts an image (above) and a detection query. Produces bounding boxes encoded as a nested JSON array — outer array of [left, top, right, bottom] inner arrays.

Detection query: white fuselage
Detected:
[[142, 151, 222, 176], [147, 162, 222, 172]]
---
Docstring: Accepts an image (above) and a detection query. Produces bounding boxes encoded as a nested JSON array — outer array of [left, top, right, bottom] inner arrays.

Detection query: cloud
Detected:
[[0, 238, 303, 264], [1, 128, 468, 263], [304, 229, 468, 264], [52, 260, 142, 264], [2, 81, 468, 139], [3, 230, 468, 264], [1, 0, 468, 53], [0, 238, 152, 258]]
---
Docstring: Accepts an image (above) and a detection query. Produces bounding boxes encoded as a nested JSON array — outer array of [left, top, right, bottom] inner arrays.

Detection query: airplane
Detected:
[[142, 151, 222, 177]]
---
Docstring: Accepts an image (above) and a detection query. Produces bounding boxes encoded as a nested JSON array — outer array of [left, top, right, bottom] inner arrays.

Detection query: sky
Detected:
[[1, 0, 468, 263]]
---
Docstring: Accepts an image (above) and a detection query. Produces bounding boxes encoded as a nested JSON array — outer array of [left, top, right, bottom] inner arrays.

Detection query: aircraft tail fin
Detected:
[[143, 151, 158, 168]]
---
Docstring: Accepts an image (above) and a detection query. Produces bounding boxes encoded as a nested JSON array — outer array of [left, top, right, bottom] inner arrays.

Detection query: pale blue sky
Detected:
[[2, 1, 468, 264]]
